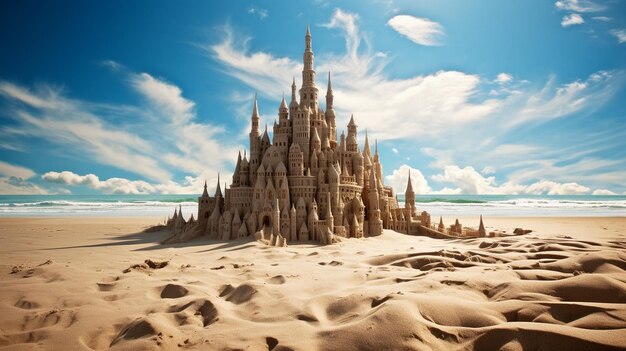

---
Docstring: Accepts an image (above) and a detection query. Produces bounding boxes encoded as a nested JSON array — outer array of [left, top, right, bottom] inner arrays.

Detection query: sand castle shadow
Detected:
[[37, 228, 235, 252]]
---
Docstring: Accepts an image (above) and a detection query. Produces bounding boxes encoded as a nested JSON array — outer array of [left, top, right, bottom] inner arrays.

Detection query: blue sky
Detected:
[[0, 0, 625, 195]]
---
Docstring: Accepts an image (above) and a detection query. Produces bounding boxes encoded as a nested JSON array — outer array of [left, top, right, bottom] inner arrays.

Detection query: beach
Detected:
[[0, 216, 625, 350]]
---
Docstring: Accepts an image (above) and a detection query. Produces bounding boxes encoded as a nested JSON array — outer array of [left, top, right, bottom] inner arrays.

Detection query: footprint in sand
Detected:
[[97, 282, 117, 292], [109, 318, 158, 346], [14, 298, 40, 310], [160, 284, 189, 299], [267, 275, 286, 285], [219, 283, 257, 304], [168, 299, 219, 327]]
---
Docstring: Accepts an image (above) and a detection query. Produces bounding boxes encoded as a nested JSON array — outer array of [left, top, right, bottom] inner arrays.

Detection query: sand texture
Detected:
[[0, 216, 625, 350]]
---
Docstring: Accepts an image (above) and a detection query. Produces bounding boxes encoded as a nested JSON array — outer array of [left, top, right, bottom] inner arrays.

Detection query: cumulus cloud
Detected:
[[385, 164, 431, 195], [431, 165, 592, 195], [207, 9, 619, 146], [496, 73, 513, 84], [561, 13, 585, 27], [41, 170, 226, 195], [591, 188, 616, 195], [387, 15, 445, 46], [481, 166, 496, 175], [555, 0, 606, 12]]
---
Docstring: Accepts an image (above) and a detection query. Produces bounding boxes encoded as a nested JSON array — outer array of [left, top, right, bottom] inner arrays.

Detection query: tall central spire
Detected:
[[300, 24, 318, 111]]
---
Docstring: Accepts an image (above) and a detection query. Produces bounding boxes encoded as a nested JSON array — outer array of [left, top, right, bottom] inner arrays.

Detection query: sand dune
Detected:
[[0, 217, 625, 350]]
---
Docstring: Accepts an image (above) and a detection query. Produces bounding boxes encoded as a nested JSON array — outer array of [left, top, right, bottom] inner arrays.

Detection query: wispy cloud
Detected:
[[561, 13, 585, 27], [247, 7, 268, 19], [592, 16, 611, 22], [610, 29, 626, 43], [0, 161, 49, 195], [555, 0, 606, 12], [387, 15, 445, 46], [0, 69, 241, 194], [0, 160, 35, 179]]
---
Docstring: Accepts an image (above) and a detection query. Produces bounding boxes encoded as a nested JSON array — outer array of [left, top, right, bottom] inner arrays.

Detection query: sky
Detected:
[[0, 0, 625, 196]]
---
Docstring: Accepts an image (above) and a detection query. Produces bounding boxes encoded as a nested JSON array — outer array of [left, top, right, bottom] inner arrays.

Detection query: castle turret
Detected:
[[198, 180, 211, 231], [347, 115, 358, 152]]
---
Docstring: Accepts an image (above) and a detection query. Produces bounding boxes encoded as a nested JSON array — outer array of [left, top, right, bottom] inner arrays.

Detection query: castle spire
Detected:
[[374, 139, 380, 161], [202, 179, 208, 197], [215, 173, 222, 197], [251, 92, 260, 133], [405, 169, 413, 193], [327, 71, 333, 94], [290, 77, 298, 108], [280, 93, 287, 109], [364, 129, 371, 157], [478, 215, 486, 237], [348, 114, 356, 127]]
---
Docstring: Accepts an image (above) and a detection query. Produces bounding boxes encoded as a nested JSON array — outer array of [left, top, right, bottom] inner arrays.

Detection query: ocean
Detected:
[[1, 194, 625, 217]]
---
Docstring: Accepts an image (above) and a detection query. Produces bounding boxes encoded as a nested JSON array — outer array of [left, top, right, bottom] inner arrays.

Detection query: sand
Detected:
[[0, 216, 625, 350]]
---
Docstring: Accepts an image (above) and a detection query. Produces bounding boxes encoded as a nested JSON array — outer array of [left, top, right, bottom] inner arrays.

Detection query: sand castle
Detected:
[[164, 26, 485, 245]]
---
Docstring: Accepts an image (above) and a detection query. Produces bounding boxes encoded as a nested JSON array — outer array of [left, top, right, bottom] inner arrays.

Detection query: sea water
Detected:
[[0, 194, 625, 217]]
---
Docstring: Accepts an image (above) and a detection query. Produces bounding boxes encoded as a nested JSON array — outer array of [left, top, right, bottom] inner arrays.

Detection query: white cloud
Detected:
[[0, 176, 49, 195], [209, 12, 501, 141], [496, 73, 513, 84], [385, 164, 431, 195], [610, 29, 626, 43], [561, 13, 585, 27], [431, 165, 591, 195], [481, 166, 496, 175], [0, 161, 47, 195], [247, 7, 268, 19], [0, 81, 169, 182], [387, 15, 445, 46], [100, 59, 123, 71], [555, 0, 606, 12], [208, 9, 619, 146], [130, 73, 195, 125], [391, 147, 399, 154], [41, 170, 227, 195], [205, 25, 301, 99], [592, 16, 611, 22], [0, 160, 35, 179], [592, 188, 616, 195], [502, 71, 619, 128]]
